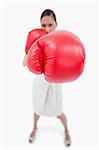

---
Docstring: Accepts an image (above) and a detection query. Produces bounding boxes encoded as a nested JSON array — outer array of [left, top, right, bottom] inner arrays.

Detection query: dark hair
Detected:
[[40, 9, 57, 23]]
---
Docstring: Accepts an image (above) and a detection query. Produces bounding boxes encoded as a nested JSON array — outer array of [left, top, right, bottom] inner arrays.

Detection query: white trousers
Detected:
[[32, 74, 63, 117]]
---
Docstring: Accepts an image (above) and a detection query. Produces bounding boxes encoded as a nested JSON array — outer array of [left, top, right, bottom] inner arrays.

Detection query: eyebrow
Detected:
[[41, 23, 53, 26]]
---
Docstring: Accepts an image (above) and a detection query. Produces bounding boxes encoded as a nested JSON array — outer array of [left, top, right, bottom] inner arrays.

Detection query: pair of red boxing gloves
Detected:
[[24, 28, 85, 83]]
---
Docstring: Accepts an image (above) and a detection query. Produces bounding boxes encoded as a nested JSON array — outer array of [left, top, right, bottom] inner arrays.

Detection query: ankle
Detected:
[[33, 127, 37, 130], [64, 128, 69, 133]]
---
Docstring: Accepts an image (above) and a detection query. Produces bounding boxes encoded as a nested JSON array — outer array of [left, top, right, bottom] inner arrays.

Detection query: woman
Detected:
[[24, 9, 71, 147]]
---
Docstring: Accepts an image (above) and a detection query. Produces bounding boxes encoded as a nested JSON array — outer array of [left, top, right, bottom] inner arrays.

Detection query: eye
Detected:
[[48, 24, 53, 27], [42, 24, 46, 27]]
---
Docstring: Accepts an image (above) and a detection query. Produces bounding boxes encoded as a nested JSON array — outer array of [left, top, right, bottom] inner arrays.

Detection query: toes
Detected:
[[29, 139, 32, 143]]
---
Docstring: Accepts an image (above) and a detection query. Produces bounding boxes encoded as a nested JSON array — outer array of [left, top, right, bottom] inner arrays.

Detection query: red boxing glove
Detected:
[[25, 29, 47, 54], [26, 30, 85, 83]]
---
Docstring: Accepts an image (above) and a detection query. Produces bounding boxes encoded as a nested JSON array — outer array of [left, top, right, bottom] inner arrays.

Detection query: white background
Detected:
[[0, 0, 98, 149]]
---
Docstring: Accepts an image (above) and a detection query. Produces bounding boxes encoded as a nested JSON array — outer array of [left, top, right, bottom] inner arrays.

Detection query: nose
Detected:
[[45, 26, 50, 33]]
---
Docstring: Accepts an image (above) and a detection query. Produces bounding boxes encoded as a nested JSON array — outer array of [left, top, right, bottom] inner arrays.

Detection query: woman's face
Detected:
[[40, 16, 57, 33]]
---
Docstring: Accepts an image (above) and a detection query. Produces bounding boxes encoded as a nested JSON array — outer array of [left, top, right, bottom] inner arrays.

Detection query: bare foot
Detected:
[[28, 128, 37, 143], [64, 129, 71, 147]]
